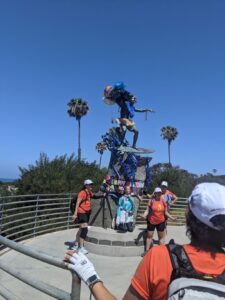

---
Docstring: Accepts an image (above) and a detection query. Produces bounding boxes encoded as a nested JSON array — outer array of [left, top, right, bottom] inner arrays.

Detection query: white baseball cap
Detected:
[[84, 179, 93, 185], [154, 187, 162, 193], [188, 183, 225, 231], [161, 181, 168, 187]]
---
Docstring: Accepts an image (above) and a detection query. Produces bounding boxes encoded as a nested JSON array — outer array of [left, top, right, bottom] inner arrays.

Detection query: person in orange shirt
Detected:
[[160, 181, 177, 207], [72, 179, 102, 255], [160, 181, 177, 241], [64, 182, 225, 300], [140, 187, 176, 255]]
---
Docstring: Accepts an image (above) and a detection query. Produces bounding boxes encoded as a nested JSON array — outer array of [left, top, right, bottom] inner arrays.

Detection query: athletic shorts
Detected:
[[147, 221, 166, 232], [77, 211, 91, 224]]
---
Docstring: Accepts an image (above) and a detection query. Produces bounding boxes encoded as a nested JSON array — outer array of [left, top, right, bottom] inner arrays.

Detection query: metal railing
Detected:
[[0, 235, 81, 300], [0, 194, 81, 300], [0, 193, 188, 299], [0, 194, 187, 244], [0, 194, 76, 245]]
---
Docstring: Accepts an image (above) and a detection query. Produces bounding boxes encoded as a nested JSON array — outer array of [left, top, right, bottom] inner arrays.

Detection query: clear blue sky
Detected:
[[1, 0, 225, 179]]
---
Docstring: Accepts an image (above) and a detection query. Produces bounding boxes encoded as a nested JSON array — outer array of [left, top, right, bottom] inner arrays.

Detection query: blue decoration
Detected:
[[114, 81, 125, 90]]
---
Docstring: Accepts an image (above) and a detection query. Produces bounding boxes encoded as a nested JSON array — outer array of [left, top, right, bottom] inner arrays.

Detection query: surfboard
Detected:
[[117, 145, 155, 154]]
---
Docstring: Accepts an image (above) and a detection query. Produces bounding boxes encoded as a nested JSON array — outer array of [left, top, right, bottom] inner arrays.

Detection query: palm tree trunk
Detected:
[[78, 118, 81, 161], [99, 153, 102, 168], [168, 141, 171, 165]]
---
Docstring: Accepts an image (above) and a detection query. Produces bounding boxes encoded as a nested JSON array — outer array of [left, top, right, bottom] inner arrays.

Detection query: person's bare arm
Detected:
[[139, 206, 148, 219], [171, 195, 177, 205], [91, 282, 117, 300], [72, 197, 83, 221], [123, 285, 144, 300], [165, 207, 176, 221]]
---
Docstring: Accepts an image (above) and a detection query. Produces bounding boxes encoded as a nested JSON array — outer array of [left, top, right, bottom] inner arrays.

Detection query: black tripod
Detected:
[[90, 195, 114, 229]]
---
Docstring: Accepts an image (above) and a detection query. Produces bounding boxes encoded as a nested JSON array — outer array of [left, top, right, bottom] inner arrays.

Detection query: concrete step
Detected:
[[85, 226, 145, 257]]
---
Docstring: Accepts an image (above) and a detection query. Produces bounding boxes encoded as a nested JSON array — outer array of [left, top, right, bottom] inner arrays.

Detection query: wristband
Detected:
[[87, 275, 103, 288]]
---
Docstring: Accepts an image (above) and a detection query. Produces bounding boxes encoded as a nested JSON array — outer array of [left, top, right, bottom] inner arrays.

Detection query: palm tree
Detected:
[[160, 126, 178, 165], [67, 98, 89, 161], [96, 142, 107, 168]]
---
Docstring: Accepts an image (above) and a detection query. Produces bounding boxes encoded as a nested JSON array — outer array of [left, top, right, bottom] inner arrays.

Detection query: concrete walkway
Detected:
[[0, 226, 189, 300]]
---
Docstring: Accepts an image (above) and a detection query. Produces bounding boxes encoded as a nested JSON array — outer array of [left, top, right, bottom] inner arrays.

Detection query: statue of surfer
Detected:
[[103, 81, 154, 148]]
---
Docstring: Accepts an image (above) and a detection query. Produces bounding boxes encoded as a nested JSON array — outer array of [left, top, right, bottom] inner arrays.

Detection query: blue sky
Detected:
[[1, 0, 225, 178]]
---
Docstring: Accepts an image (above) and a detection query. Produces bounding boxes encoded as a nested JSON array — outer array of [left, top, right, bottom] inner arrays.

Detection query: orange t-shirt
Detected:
[[147, 196, 167, 225], [77, 190, 94, 213], [131, 244, 225, 300]]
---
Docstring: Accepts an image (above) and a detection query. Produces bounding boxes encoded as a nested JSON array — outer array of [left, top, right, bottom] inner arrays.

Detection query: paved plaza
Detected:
[[0, 225, 189, 299]]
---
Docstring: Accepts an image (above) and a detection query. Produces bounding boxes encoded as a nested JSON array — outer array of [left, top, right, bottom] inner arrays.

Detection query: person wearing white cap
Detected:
[[160, 181, 177, 242], [64, 182, 225, 300], [140, 187, 176, 256], [160, 181, 177, 207], [72, 179, 102, 254]]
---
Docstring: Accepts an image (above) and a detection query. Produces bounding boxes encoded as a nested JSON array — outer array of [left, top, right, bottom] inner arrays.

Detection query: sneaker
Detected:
[[78, 247, 89, 255], [64, 241, 78, 250], [72, 242, 79, 250]]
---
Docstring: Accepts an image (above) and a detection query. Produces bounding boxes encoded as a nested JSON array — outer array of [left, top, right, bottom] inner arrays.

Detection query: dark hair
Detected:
[[186, 208, 225, 253]]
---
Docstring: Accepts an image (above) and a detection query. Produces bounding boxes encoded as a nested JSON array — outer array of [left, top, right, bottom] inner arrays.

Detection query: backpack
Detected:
[[70, 190, 88, 214], [167, 244, 225, 300]]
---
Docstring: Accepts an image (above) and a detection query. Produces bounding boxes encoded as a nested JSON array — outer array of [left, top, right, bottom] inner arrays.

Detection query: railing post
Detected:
[[67, 194, 72, 229], [70, 272, 81, 300], [33, 195, 39, 237], [0, 197, 5, 233]]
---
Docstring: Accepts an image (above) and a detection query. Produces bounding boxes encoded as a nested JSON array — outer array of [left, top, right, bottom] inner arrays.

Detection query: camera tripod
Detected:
[[90, 195, 114, 229]]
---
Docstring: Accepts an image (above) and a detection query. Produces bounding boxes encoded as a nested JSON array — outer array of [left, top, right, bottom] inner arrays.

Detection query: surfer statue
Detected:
[[103, 81, 154, 149]]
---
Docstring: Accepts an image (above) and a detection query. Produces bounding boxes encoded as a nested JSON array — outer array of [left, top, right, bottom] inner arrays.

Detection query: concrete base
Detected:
[[0, 227, 189, 300], [86, 226, 145, 257]]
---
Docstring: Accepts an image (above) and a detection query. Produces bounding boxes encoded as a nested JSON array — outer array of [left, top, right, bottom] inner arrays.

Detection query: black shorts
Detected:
[[77, 211, 91, 224], [147, 221, 166, 232]]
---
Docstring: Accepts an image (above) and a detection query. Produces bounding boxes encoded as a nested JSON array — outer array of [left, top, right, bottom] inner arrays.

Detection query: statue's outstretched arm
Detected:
[[134, 108, 155, 113]]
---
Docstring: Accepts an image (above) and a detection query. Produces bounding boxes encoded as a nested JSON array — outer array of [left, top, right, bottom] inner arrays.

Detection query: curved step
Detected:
[[85, 226, 145, 257]]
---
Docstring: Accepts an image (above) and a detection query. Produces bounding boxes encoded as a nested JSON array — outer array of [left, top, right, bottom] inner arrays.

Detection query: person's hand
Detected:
[[72, 214, 77, 221], [64, 250, 101, 286], [171, 216, 177, 221], [131, 96, 137, 103], [147, 109, 154, 113]]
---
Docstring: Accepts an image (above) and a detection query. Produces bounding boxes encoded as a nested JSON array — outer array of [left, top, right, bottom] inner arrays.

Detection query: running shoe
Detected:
[[78, 247, 89, 254]]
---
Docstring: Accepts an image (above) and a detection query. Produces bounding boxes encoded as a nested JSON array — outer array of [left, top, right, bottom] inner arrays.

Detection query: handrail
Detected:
[[0, 193, 75, 199], [0, 283, 23, 300], [0, 261, 71, 300], [1, 197, 70, 206], [0, 194, 82, 299], [0, 235, 81, 300], [0, 194, 74, 242], [0, 235, 66, 269]]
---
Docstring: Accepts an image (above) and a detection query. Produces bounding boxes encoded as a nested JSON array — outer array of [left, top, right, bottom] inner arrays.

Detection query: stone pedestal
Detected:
[[86, 226, 145, 257]]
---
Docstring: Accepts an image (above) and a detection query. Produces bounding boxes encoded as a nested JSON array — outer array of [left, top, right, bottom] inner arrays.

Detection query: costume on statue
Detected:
[[104, 81, 153, 148], [116, 194, 135, 232]]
